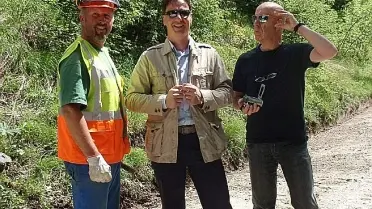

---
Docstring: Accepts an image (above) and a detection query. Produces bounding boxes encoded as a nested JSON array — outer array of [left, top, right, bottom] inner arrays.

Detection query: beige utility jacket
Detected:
[[124, 38, 232, 163]]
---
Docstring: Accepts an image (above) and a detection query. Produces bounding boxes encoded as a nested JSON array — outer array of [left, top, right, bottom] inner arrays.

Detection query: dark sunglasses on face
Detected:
[[164, 10, 191, 19], [255, 72, 277, 82], [252, 15, 269, 23]]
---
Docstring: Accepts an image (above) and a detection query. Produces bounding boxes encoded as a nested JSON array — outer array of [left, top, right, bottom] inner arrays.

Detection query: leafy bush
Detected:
[[0, 0, 372, 208]]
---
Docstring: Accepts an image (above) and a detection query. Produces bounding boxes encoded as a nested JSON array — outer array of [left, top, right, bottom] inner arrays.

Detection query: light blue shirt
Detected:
[[170, 40, 195, 126]]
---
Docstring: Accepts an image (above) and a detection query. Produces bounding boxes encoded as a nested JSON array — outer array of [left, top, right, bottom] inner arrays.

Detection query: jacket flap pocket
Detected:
[[145, 122, 163, 156], [192, 67, 213, 89], [146, 122, 163, 130]]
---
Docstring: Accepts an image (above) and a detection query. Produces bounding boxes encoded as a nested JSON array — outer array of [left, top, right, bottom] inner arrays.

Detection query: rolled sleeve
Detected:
[[200, 89, 214, 112], [159, 94, 167, 109]]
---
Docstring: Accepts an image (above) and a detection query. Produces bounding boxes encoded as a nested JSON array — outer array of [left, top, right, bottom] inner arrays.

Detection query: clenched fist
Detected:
[[165, 85, 184, 109], [182, 83, 203, 106]]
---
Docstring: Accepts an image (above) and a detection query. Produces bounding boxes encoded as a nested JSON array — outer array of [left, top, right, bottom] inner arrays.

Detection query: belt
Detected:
[[178, 125, 196, 135]]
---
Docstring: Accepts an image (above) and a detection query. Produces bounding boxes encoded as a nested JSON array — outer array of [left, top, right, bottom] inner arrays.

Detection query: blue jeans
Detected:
[[247, 141, 318, 209], [64, 162, 121, 209]]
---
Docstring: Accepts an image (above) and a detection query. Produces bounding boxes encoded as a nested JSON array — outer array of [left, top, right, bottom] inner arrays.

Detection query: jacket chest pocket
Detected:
[[152, 71, 174, 94], [191, 67, 214, 89]]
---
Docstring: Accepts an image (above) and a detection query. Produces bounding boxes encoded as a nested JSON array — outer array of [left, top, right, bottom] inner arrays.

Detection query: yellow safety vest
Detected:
[[57, 37, 130, 164]]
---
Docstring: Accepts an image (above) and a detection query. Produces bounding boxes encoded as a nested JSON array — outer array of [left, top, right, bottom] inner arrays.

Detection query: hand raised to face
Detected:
[[272, 10, 299, 31]]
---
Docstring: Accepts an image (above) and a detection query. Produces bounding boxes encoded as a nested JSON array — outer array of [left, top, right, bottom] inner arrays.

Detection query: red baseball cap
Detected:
[[75, 0, 120, 10]]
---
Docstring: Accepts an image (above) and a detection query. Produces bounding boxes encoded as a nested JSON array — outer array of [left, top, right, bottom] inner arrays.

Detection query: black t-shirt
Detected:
[[232, 43, 319, 143]]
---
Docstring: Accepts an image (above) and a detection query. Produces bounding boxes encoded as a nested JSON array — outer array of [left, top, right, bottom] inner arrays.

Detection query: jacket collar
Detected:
[[161, 36, 199, 58]]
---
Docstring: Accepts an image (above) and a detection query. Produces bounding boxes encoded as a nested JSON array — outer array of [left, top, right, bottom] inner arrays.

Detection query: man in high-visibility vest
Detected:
[[57, 1, 130, 208]]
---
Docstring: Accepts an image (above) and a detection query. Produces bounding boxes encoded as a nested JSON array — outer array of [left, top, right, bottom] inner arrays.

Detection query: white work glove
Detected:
[[87, 154, 112, 183]]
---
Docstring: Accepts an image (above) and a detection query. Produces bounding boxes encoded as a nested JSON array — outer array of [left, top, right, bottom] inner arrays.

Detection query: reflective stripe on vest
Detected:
[[82, 110, 122, 121], [57, 37, 130, 164]]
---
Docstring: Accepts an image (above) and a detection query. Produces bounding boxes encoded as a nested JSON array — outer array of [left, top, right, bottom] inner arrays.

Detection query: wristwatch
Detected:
[[294, 23, 305, 33]]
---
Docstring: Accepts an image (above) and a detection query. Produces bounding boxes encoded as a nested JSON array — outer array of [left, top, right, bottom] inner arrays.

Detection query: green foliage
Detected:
[[0, 179, 26, 209], [107, 0, 165, 61], [1, 162, 70, 208], [191, 0, 224, 41], [331, 0, 353, 11], [124, 148, 148, 167], [220, 108, 247, 168], [21, 120, 56, 146], [213, 45, 246, 73], [304, 61, 372, 130], [127, 112, 147, 134], [0, 0, 372, 208], [25, 52, 59, 80], [0, 122, 20, 137], [336, 0, 372, 62], [220, 0, 262, 20], [0, 0, 69, 52], [220, 0, 372, 63], [280, 0, 372, 62], [279, 0, 341, 44]]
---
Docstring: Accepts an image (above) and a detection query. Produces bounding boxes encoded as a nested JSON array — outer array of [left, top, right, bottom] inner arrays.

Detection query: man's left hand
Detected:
[[273, 10, 299, 32], [182, 83, 203, 106]]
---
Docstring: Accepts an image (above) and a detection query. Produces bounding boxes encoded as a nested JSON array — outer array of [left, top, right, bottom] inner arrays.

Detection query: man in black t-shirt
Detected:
[[232, 2, 337, 209]]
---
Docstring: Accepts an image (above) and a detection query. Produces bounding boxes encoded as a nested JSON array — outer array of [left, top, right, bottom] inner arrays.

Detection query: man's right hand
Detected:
[[165, 85, 184, 109], [87, 154, 112, 183]]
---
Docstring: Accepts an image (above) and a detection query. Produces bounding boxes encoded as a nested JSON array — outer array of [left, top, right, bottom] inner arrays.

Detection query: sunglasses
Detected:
[[252, 15, 269, 23], [164, 10, 191, 19], [255, 72, 277, 82]]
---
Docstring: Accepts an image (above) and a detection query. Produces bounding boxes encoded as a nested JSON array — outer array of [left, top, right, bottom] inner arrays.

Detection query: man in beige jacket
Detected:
[[124, 0, 233, 208]]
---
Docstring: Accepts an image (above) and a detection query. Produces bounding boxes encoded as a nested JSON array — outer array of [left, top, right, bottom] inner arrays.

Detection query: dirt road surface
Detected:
[[147, 105, 372, 209]]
